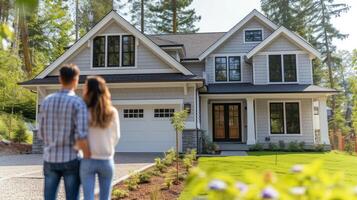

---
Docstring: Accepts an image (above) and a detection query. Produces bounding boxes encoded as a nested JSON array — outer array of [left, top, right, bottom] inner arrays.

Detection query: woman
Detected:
[[81, 76, 120, 200]]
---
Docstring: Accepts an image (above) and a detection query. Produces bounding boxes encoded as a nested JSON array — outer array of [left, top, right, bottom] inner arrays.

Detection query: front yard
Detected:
[[179, 151, 357, 199]]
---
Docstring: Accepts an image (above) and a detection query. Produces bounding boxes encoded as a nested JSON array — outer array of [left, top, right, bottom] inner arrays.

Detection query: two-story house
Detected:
[[20, 10, 337, 153]]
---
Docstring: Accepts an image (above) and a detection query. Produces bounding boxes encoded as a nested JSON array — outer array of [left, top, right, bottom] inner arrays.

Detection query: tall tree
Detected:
[[351, 49, 357, 134], [128, 0, 156, 33], [150, 0, 201, 33]]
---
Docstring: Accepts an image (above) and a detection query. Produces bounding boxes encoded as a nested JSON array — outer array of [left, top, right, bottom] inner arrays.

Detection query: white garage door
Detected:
[[114, 104, 180, 152]]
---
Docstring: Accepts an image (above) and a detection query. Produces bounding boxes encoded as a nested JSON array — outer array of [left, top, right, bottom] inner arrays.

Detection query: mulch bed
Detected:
[[112, 162, 193, 200], [0, 141, 32, 155]]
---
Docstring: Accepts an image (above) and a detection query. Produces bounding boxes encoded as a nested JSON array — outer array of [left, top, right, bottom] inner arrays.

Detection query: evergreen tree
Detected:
[[128, 0, 156, 33], [150, 0, 201, 33]]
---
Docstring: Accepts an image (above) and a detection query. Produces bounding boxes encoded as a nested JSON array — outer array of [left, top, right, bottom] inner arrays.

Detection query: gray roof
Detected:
[[202, 83, 338, 94], [19, 73, 204, 86], [148, 32, 225, 59]]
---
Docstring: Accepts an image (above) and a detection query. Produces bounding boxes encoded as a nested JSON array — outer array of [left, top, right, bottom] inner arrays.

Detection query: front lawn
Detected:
[[179, 151, 357, 199]]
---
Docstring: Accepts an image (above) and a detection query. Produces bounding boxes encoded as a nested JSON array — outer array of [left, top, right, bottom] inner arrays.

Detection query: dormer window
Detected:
[[244, 29, 263, 43], [92, 35, 136, 68]]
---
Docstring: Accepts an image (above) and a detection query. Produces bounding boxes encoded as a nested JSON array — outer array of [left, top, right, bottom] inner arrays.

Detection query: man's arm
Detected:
[[74, 100, 90, 158]]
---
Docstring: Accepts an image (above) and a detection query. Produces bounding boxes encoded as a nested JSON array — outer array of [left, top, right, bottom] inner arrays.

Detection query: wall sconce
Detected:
[[184, 103, 191, 114]]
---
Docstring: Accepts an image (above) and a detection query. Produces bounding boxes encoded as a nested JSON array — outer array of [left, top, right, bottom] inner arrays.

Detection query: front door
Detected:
[[213, 103, 242, 142]]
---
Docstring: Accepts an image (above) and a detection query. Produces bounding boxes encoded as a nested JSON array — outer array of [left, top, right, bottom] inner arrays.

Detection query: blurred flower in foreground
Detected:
[[261, 186, 279, 199], [208, 179, 227, 191]]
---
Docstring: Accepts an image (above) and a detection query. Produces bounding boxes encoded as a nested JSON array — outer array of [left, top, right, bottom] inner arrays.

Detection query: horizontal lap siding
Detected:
[[253, 55, 267, 84], [182, 62, 205, 77], [298, 54, 313, 84], [255, 99, 314, 144], [261, 36, 301, 52]]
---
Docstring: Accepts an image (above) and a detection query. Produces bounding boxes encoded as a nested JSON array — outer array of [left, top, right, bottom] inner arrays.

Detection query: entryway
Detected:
[[212, 103, 242, 142]]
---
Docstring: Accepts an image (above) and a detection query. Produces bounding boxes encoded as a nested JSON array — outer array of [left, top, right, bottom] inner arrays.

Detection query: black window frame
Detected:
[[92, 36, 106, 68], [269, 55, 282, 82], [123, 109, 144, 119], [269, 102, 285, 134], [215, 57, 227, 82], [122, 35, 135, 67], [107, 35, 120, 67], [283, 54, 297, 82], [154, 108, 175, 118], [228, 56, 241, 81], [244, 29, 263, 42], [269, 102, 301, 135], [268, 54, 297, 83]]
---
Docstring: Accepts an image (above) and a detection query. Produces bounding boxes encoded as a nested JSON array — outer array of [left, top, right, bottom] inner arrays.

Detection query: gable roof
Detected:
[[246, 26, 321, 59], [197, 9, 279, 61], [36, 10, 193, 79], [149, 32, 225, 59]]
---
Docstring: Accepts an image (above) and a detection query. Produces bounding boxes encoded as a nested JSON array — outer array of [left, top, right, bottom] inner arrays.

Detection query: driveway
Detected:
[[0, 153, 159, 200]]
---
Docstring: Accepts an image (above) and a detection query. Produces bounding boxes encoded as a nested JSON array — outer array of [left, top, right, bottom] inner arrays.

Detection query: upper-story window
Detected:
[[92, 35, 136, 68], [215, 56, 241, 82], [269, 54, 297, 83], [244, 29, 263, 43]]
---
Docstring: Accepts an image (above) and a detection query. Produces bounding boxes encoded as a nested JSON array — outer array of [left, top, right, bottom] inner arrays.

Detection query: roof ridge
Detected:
[[148, 32, 226, 36]]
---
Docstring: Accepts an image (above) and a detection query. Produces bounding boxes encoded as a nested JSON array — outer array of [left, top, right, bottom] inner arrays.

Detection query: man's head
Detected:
[[59, 64, 80, 90]]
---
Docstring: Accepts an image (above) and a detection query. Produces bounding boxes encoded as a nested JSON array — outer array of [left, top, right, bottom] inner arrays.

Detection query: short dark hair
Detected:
[[59, 64, 80, 85]]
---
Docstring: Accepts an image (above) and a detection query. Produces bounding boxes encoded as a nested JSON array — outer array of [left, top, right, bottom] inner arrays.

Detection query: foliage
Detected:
[[12, 122, 29, 143], [249, 143, 263, 151], [314, 144, 325, 152], [278, 140, 285, 150], [112, 188, 129, 199], [344, 140, 355, 155], [287, 141, 300, 152], [163, 148, 176, 166], [185, 160, 357, 200], [138, 172, 151, 184], [162, 168, 176, 189], [268, 143, 279, 151], [183, 149, 196, 172], [150, 0, 201, 33], [127, 0, 155, 33], [201, 134, 220, 154], [124, 172, 140, 191], [150, 187, 163, 200], [154, 158, 166, 173]]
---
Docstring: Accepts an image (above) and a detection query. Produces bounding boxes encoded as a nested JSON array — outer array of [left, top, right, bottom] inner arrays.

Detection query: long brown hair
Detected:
[[83, 76, 114, 128]]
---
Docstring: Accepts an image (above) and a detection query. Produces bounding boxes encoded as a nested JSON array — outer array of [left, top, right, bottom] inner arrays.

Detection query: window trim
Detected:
[[243, 28, 264, 43], [123, 108, 144, 119], [213, 54, 244, 83], [121, 35, 136, 67], [267, 100, 302, 135], [153, 108, 175, 119], [267, 54, 299, 84], [91, 33, 137, 69]]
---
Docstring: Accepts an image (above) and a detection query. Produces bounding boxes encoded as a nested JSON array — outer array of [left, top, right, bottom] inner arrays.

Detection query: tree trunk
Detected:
[[18, 4, 32, 77], [172, 0, 177, 33], [75, 0, 79, 41], [176, 130, 179, 182], [141, 0, 144, 33]]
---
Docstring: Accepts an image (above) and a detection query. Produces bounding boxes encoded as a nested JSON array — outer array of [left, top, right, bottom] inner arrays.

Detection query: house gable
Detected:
[[37, 11, 192, 79]]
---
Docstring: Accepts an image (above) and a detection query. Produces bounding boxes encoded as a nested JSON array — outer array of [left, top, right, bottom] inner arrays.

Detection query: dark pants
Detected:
[[43, 159, 80, 200]]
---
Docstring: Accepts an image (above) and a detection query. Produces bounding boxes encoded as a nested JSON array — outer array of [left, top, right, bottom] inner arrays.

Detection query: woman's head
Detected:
[[83, 76, 114, 128]]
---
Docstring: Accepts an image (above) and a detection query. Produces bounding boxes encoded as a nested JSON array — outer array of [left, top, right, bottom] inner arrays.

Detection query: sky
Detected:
[[189, 0, 357, 52]]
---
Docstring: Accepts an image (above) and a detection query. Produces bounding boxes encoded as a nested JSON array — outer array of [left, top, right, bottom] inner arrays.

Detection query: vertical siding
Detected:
[[255, 99, 314, 144]]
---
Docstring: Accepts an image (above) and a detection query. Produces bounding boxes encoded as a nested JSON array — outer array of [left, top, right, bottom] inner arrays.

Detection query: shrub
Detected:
[[162, 169, 175, 189], [249, 143, 263, 151], [12, 123, 29, 143], [287, 141, 300, 152], [150, 187, 163, 200], [124, 172, 140, 191], [278, 140, 285, 150], [138, 172, 151, 184], [112, 188, 129, 199], [299, 141, 305, 151], [163, 148, 176, 166], [183, 157, 193, 172], [154, 158, 166, 173], [0, 119, 8, 138], [268, 143, 279, 151], [202, 135, 220, 154], [344, 140, 355, 154], [314, 144, 325, 152]]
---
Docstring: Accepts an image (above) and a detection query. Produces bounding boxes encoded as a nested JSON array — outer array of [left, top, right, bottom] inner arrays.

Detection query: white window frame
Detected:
[[212, 54, 244, 83], [91, 33, 137, 69], [267, 54, 299, 84], [267, 100, 302, 135], [243, 28, 264, 43]]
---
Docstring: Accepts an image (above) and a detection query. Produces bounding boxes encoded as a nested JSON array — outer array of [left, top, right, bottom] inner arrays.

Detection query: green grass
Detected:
[[179, 151, 357, 200]]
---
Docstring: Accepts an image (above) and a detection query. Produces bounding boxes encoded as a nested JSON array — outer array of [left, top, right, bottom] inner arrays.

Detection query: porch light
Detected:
[[184, 103, 191, 114]]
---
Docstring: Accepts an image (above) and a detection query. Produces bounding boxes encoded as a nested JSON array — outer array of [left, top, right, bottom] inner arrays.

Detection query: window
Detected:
[[154, 108, 175, 118], [228, 56, 241, 81], [93, 36, 105, 67], [244, 29, 263, 42], [122, 35, 135, 66], [123, 109, 144, 118], [92, 35, 136, 68], [268, 54, 297, 82], [215, 57, 227, 81], [107, 36, 120, 67], [269, 102, 301, 134]]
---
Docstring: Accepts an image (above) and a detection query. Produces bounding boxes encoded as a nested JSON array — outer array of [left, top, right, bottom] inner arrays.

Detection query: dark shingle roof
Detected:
[[148, 32, 225, 59], [203, 83, 338, 94], [19, 73, 204, 86]]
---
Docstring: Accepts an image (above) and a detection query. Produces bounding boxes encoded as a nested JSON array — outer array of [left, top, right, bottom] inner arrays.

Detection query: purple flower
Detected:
[[290, 186, 306, 195], [291, 165, 304, 173], [235, 182, 248, 193], [208, 179, 227, 191], [261, 186, 279, 199]]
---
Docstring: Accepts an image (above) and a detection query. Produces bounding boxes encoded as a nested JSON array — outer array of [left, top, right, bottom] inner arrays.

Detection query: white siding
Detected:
[[183, 62, 205, 77], [255, 99, 314, 144], [253, 55, 267, 84], [297, 54, 313, 84], [261, 36, 301, 52]]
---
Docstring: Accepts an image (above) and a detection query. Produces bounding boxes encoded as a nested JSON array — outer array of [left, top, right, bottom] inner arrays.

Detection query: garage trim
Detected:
[[112, 99, 184, 106]]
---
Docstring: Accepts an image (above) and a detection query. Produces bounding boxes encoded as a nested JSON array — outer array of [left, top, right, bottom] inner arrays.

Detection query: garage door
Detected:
[[114, 104, 180, 152]]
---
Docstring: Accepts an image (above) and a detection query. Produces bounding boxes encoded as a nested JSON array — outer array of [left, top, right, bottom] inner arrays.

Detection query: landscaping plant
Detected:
[[112, 188, 129, 199], [124, 172, 140, 191], [170, 109, 188, 183]]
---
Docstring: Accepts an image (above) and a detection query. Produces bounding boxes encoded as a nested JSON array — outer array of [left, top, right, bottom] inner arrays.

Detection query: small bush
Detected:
[[124, 173, 140, 191], [287, 141, 300, 152], [202, 136, 220, 154], [163, 148, 176, 166], [150, 187, 163, 200], [183, 157, 193, 172], [154, 158, 166, 173], [12, 123, 29, 143], [278, 140, 285, 150], [162, 169, 175, 190], [112, 188, 129, 199], [299, 141, 305, 151], [314, 144, 325, 152], [268, 143, 279, 151], [138, 172, 151, 184], [249, 143, 263, 151]]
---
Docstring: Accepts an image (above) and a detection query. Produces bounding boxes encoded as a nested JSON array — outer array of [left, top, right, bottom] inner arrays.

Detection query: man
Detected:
[[38, 64, 90, 200]]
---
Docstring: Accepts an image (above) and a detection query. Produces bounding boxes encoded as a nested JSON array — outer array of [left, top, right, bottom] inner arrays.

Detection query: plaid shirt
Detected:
[[38, 89, 88, 163]]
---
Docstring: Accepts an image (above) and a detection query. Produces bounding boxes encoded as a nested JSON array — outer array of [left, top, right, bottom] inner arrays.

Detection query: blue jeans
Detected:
[[43, 159, 80, 200], [80, 159, 114, 200]]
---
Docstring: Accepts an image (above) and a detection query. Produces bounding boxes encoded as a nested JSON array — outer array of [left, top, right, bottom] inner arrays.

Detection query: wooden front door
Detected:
[[213, 103, 242, 142]]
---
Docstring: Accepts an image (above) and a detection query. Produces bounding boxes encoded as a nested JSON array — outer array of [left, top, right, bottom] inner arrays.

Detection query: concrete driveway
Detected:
[[0, 153, 159, 200]]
